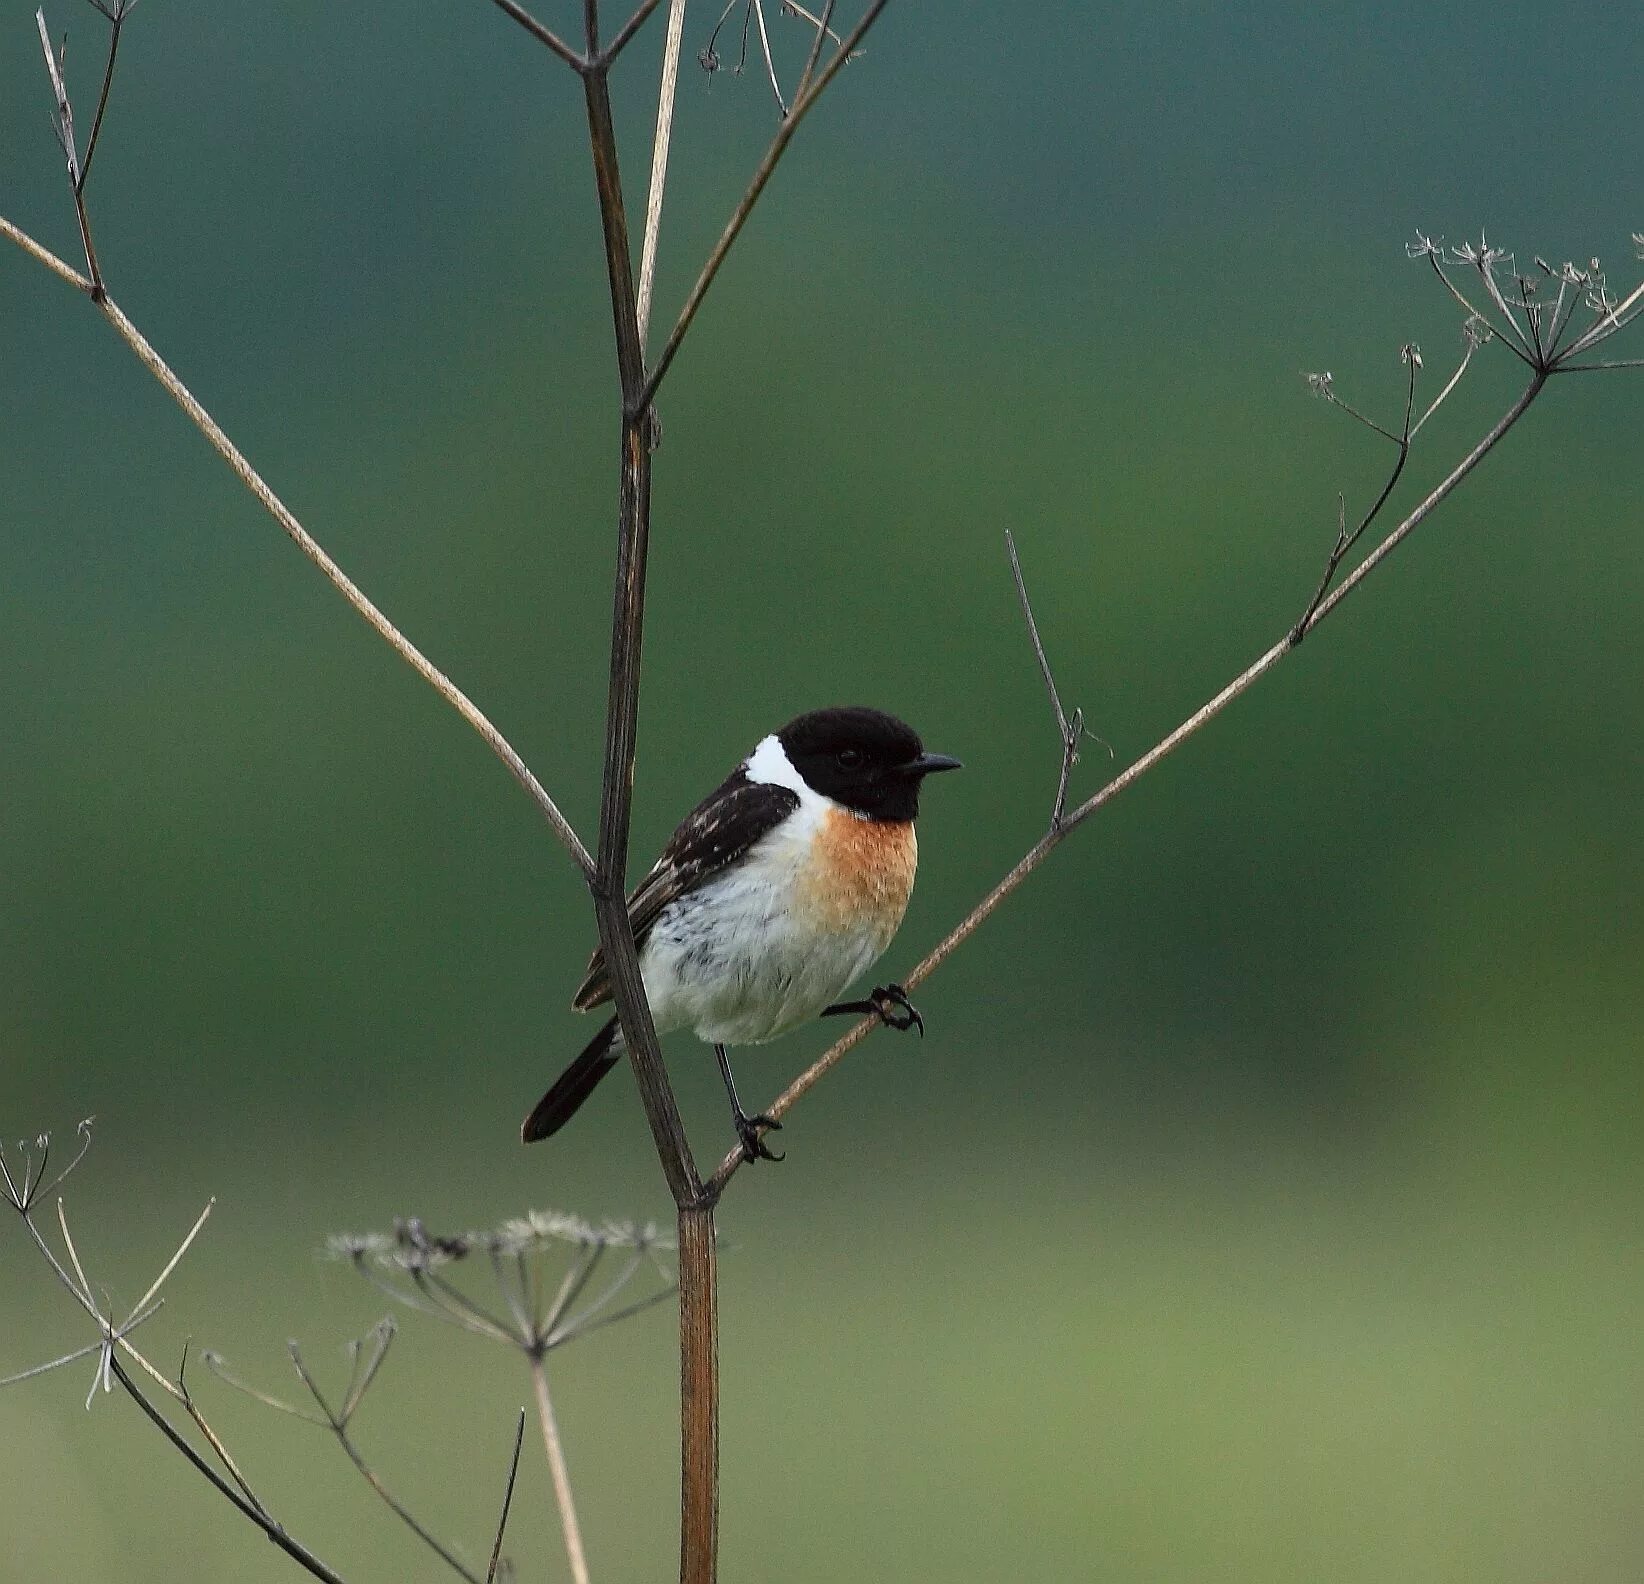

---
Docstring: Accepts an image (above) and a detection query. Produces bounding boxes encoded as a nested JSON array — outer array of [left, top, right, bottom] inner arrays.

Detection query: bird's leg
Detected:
[[715, 1043, 784, 1163], [820, 983, 925, 1036]]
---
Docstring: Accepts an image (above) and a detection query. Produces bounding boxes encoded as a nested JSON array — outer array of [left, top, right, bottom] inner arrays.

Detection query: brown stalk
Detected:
[[705, 367, 1551, 1196]]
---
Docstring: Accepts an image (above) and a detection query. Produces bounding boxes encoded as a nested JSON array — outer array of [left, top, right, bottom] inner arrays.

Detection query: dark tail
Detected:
[[521, 1016, 624, 1144]]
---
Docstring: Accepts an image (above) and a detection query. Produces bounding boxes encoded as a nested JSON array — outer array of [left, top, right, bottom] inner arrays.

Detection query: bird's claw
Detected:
[[735, 1111, 784, 1163], [870, 984, 924, 1036]]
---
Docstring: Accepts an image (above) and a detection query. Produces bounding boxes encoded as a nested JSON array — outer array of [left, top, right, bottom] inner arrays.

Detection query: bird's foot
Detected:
[[735, 1109, 784, 1164], [869, 983, 924, 1035]]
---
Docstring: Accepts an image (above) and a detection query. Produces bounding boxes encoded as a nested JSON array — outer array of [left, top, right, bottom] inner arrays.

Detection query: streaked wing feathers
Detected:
[[570, 771, 801, 1011]]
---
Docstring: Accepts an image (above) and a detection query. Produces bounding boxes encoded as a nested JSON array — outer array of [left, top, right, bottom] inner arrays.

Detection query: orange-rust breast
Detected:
[[801, 808, 918, 946]]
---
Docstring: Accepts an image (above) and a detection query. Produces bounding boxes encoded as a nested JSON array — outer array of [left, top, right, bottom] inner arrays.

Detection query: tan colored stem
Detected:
[[530, 1353, 591, 1584], [636, 0, 688, 347], [706, 369, 1551, 1196], [0, 214, 594, 879]]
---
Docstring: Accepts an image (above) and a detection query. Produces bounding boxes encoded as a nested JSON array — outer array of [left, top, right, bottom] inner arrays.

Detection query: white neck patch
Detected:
[[744, 733, 808, 795]]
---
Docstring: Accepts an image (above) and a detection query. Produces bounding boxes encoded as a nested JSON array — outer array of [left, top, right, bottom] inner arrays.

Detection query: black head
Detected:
[[776, 707, 961, 822]]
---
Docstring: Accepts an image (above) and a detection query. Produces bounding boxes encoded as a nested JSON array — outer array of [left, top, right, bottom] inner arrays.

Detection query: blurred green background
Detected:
[[4, 1, 1644, 1579]]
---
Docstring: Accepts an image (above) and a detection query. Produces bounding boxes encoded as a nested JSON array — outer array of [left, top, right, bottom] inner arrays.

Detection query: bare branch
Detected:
[[1291, 346, 1420, 645], [0, 252, 597, 876], [0, 1300, 160, 1389], [0, 213, 92, 290], [601, 0, 668, 62], [751, 0, 787, 114], [635, 0, 689, 347], [1005, 529, 1084, 829], [127, 1198, 214, 1320], [284, 1333, 486, 1584], [486, 1412, 528, 1584], [202, 1350, 328, 1424], [486, 0, 587, 70], [109, 1358, 352, 1584], [640, 0, 893, 408], [530, 1355, 591, 1584], [790, 0, 839, 104], [707, 368, 1553, 1195], [34, 7, 104, 296], [77, 0, 128, 192]]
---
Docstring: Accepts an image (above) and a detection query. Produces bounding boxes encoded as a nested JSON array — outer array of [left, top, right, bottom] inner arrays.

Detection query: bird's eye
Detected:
[[837, 748, 865, 770]]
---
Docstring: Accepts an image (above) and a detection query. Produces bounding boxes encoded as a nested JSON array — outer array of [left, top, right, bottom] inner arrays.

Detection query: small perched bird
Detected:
[[522, 707, 961, 1160]]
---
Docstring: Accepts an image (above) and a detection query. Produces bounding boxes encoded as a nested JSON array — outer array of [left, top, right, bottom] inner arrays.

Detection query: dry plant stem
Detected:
[[791, 0, 839, 103], [639, 0, 891, 407], [636, 0, 689, 346], [0, 220, 595, 878], [486, 1412, 528, 1584], [487, 0, 586, 68], [578, 57, 701, 1206], [706, 367, 1551, 1195], [1292, 353, 1420, 644], [1005, 527, 1081, 828], [78, 2, 128, 194], [676, 1205, 718, 1584], [109, 1358, 351, 1584], [287, 1343, 484, 1584], [530, 1354, 591, 1584], [574, 29, 717, 1582], [601, 0, 668, 65]]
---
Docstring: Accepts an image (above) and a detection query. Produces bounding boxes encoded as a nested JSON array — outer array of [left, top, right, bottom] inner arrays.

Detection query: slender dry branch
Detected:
[[572, 37, 721, 1581], [706, 365, 1555, 1195], [530, 1354, 591, 1584], [790, 0, 840, 104], [577, 51, 703, 1210], [0, 217, 596, 879], [1291, 346, 1420, 644], [639, 0, 892, 408], [1, 1143, 347, 1584], [1005, 528, 1085, 828], [34, 6, 103, 295], [636, 0, 689, 346], [487, 1412, 528, 1584], [602, 0, 668, 63], [111, 1358, 352, 1584], [281, 1333, 486, 1584], [486, 0, 587, 70]]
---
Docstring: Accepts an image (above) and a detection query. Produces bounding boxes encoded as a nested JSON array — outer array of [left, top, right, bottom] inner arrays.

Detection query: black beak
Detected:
[[905, 752, 963, 777]]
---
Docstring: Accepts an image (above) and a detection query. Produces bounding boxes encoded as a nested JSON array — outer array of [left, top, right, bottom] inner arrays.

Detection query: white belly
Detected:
[[639, 863, 890, 1047]]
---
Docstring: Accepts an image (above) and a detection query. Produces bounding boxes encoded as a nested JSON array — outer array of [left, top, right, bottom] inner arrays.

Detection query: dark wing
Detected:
[[570, 770, 800, 1011]]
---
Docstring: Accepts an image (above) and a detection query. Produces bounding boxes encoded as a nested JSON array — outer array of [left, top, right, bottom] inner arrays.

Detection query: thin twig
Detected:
[[636, 0, 689, 346], [530, 1354, 591, 1584], [177, 1343, 274, 1521], [0, 1301, 160, 1388], [706, 369, 1551, 1195], [601, 0, 668, 62], [1410, 330, 1482, 437], [287, 1338, 486, 1584], [128, 1198, 215, 1319], [109, 1358, 352, 1584], [77, 2, 126, 192], [789, 0, 838, 104], [486, 1412, 528, 1584], [1291, 347, 1420, 644], [639, 0, 893, 408], [751, 0, 787, 114], [1005, 529, 1083, 828], [0, 228, 597, 878], [0, 213, 90, 289], [34, 8, 102, 296], [486, 0, 587, 69]]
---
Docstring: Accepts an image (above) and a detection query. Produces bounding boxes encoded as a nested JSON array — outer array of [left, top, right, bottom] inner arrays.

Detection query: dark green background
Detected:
[[4, 2, 1643, 1580]]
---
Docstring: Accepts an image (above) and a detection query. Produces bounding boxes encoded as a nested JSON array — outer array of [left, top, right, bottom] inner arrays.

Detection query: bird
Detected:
[[521, 706, 961, 1161]]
